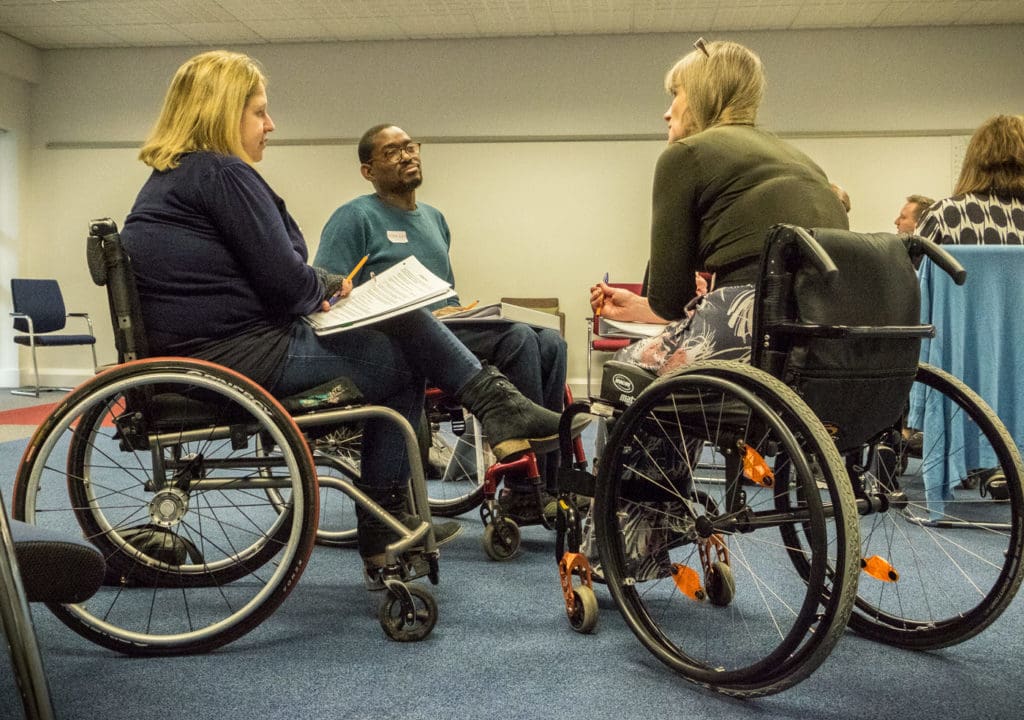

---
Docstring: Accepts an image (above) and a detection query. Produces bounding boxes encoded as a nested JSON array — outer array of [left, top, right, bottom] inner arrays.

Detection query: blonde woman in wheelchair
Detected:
[[590, 38, 848, 377], [119, 50, 567, 583], [583, 39, 849, 581]]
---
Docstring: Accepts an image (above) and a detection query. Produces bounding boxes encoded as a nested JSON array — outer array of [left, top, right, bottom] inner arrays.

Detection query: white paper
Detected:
[[597, 317, 665, 339], [304, 256, 455, 334]]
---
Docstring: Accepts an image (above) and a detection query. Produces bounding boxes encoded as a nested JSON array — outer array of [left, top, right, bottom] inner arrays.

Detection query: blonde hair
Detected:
[[664, 40, 765, 134], [139, 50, 267, 171], [954, 114, 1024, 196]]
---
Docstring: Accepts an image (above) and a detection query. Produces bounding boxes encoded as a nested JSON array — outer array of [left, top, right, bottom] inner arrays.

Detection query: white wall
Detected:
[[0, 33, 41, 387], [10, 25, 1024, 389]]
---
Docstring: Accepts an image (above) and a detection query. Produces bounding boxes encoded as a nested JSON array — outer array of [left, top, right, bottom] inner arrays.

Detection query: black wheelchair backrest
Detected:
[[754, 225, 939, 451], [87, 218, 149, 363]]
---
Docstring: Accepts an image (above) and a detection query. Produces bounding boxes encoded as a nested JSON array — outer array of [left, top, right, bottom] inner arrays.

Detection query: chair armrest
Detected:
[[67, 312, 95, 336], [10, 312, 34, 334]]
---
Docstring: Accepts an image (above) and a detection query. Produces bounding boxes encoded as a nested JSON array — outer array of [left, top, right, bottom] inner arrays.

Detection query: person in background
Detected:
[[590, 38, 849, 377], [894, 194, 935, 234], [315, 124, 568, 519], [917, 114, 1024, 245], [119, 50, 566, 583], [831, 183, 852, 213]]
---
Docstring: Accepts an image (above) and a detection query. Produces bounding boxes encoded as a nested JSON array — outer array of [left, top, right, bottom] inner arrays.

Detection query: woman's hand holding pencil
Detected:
[[320, 255, 368, 312]]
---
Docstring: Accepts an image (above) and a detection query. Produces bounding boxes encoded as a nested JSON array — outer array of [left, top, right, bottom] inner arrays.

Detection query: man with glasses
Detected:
[[315, 124, 568, 514]]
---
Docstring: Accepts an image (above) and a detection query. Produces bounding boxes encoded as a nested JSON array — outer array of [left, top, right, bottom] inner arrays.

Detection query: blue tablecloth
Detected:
[[909, 245, 1024, 517]]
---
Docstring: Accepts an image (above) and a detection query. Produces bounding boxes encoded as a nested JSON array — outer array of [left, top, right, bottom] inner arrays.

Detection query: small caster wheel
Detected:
[[378, 584, 437, 642], [482, 517, 520, 561], [706, 560, 735, 607], [567, 585, 598, 634]]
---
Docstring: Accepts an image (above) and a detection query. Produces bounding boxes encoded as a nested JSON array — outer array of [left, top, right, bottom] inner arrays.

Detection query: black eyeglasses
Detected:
[[377, 142, 421, 164]]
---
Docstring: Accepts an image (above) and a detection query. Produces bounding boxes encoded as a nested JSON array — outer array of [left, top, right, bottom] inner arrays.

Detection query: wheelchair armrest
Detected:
[[767, 321, 936, 339]]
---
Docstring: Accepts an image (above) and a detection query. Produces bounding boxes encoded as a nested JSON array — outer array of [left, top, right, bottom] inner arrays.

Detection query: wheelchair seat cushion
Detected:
[[280, 376, 364, 414], [599, 361, 658, 406]]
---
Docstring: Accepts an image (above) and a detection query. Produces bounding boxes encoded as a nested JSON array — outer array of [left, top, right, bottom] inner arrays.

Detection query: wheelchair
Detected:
[[320, 380, 590, 561], [554, 225, 1024, 697], [10, 219, 447, 654]]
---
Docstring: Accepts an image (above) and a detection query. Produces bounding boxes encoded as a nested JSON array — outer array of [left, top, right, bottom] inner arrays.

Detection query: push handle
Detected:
[[789, 226, 839, 281], [904, 235, 968, 285]]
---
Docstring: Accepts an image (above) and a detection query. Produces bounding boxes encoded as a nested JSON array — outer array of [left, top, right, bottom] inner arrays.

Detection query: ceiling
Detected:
[[1, 0, 1022, 50]]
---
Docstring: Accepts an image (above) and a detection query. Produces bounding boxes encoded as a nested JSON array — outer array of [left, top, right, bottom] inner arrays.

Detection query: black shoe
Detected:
[[905, 430, 923, 458], [356, 486, 462, 570], [497, 485, 557, 525], [970, 467, 1009, 500], [457, 365, 562, 460]]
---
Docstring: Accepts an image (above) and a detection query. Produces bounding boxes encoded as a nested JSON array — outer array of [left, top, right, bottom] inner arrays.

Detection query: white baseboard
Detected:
[[567, 377, 591, 400], [0, 369, 19, 388], [5, 368, 93, 392]]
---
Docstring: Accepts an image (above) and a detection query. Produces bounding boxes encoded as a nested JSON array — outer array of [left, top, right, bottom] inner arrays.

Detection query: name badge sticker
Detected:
[[387, 230, 408, 244]]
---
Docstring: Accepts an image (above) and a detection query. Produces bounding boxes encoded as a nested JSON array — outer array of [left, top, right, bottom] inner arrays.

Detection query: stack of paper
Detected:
[[596, 317, 665, 339], [440, 302, 562, 332], [304, 256, 456, 335]]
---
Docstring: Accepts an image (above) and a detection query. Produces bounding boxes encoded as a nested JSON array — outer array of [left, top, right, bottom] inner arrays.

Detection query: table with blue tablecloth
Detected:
[[909, 244, 1024, 518]]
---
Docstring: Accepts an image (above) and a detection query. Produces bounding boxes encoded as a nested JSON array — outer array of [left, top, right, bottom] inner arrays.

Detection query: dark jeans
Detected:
[[451, 322, 568, 489], [451, 323, 566, 410], [272, 308, 480, 489]]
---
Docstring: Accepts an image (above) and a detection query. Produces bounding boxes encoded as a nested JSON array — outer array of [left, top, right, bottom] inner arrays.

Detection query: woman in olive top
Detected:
[[590, 39, 848, 375]]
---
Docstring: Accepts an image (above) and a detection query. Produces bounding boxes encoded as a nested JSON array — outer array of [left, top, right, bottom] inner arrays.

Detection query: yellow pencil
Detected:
[[464, 300, 478, 311], [346, 255, 369, 281]]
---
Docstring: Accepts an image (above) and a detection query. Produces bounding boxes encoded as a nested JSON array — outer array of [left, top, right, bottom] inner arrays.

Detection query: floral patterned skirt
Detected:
[[614, 284, 756, 375]]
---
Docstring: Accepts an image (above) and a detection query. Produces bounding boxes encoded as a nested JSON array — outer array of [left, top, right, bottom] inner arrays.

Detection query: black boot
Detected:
[[457, 365, 566, 460], [356, 485, 462, 568]]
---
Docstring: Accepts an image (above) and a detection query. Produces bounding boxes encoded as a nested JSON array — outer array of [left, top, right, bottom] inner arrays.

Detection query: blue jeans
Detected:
[[272, 308, 481, 489]]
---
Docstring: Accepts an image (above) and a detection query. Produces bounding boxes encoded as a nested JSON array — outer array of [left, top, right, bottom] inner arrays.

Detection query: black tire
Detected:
[[425, 410, 489, 518], [482, 518, 520, 561], [568, 585, 599, 634], [846, 363, 1024, 649], [378, 584, 437, 642], [593, 360, 859, 697], [13, 359, 319, 656]]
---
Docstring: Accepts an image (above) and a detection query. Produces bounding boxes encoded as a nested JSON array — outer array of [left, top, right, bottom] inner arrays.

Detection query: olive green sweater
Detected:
[[647, 124, 848, 320]]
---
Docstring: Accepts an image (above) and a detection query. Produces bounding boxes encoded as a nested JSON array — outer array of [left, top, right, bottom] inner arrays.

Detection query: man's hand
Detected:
[[433, 304, 473, 318]]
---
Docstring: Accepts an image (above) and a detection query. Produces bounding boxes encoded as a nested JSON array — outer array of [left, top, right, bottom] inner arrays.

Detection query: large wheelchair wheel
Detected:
[[13, 358, 319, 656], [424, 401, 489, 518], [847, 363, 1024, 649], [268, 451, 359, 548], [593, 360, 859, 697]]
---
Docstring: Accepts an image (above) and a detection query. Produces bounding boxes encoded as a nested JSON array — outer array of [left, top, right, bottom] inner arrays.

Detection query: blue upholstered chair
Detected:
[[10, 278, 98, 397]]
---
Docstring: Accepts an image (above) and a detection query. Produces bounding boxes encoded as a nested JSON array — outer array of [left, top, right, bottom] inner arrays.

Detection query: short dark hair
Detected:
[[357, 124, 397, 164]]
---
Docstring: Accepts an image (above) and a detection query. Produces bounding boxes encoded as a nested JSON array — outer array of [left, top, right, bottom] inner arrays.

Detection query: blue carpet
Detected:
[[3, 432, 1024, 720]]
